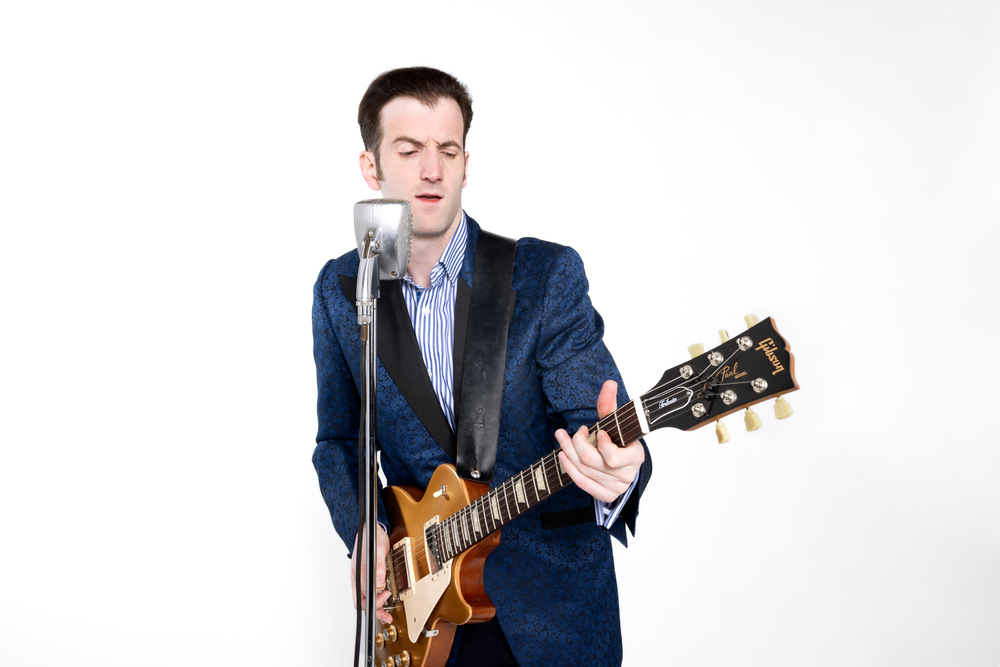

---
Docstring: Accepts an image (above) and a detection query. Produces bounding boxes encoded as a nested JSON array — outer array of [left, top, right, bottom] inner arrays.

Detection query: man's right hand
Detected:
[[351, 525, 392, 624]]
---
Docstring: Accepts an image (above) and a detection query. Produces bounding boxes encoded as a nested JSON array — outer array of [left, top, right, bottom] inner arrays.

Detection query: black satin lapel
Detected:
[[452, 277, 471, 414], [337, 275, 457, 459]]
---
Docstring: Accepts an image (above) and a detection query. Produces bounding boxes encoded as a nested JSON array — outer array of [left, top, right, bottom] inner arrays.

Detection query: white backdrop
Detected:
[[2, 1, 998, 665]]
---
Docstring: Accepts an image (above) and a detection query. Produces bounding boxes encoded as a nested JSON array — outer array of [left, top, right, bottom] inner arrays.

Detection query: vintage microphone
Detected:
[[352, 199, 410, 667], [354, 199, 412, 323]]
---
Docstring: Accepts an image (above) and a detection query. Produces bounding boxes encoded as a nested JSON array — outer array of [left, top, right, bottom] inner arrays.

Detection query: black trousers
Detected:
[[453, 617, 519, 667]]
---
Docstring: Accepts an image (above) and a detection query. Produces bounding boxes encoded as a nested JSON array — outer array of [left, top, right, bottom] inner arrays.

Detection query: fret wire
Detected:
[[445, 521, 459, 554], [613, 408, 624, 445], [501, 479, 512, 522], [529, 462, 541, 504], [479, 497, 488, 534]]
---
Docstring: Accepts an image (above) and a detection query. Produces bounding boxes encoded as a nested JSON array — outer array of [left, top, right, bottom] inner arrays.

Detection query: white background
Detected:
[[2, 1, 998, 665]]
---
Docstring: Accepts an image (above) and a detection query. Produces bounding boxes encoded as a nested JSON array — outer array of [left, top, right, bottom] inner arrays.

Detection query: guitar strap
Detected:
[[454, 230, 516, 484]]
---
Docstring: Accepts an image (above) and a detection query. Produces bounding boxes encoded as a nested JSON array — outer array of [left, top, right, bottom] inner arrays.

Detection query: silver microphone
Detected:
[[354, 199, 411, 325], [354, 199, 411, 280]]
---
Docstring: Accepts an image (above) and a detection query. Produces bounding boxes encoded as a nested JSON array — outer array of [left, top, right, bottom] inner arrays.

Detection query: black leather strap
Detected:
[[455, 231, 516, 483]]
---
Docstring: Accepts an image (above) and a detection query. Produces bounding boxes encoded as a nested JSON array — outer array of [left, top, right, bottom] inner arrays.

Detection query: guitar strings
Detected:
[[391, 452, 565, 569], [387, 450, 570, 578], [387, 358, 744, 582], [390, 392, 653, 576], [388, 400, 650, 576]]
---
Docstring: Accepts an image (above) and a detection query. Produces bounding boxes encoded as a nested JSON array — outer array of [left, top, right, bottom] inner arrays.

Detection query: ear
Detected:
[[462, 151, 469, 188], [359, 151, 381, 191]]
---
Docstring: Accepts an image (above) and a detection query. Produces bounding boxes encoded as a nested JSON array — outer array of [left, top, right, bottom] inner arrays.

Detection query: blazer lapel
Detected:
[[338, 275, 457, 460]]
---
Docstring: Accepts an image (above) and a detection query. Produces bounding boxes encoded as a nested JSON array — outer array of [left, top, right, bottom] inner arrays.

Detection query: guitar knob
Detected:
[[688, 343, 704, 358], [744, 408, 762, 432], [387, 625, 398, 642], [399, 651, 411, 667], [715, 420, 730, 444], [774, 396, 793, 420], [719, 329, 729, 343], [745, 314, 759, 328], [375, 633, 385, 649]]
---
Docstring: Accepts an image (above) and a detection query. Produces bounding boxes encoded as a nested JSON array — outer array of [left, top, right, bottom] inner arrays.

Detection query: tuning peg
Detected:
[[745, 314, 759, 328], [687, 343, 704, 358], [744, 408, 762, 431], [774, 396, 793, 419], [715, 420, 730, 444], [719, 329, 729, 343]]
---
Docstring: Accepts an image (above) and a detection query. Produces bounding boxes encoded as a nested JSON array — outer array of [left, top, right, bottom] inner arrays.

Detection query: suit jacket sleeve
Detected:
[[530, 243, 652, 546]]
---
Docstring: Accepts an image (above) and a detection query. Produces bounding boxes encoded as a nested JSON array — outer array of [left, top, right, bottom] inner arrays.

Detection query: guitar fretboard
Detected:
[[426, 401, 647, 564]]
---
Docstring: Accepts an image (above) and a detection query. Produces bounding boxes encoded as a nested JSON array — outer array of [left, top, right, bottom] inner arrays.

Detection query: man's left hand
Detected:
[[555, 380, 645, 503]]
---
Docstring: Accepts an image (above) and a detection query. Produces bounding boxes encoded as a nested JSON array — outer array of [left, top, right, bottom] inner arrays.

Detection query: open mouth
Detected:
[[415, 194, 442, 203]]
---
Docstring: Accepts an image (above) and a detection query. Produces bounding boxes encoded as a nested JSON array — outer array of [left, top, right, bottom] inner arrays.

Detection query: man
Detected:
[[313, 66, 652, 666]]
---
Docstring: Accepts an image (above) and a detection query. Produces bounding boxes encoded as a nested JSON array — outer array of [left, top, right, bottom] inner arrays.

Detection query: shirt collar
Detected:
[[402, 212, 467, 290], [438, 212, 467, 285]]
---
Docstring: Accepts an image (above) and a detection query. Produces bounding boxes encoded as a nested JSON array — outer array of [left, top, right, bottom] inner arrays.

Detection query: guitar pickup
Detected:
[[389, 537, 415, 599], [423, 516, 447, 579]]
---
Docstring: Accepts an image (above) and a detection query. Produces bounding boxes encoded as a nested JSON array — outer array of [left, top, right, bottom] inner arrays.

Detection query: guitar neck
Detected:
[[427, 316, 799, 569], [429, 401, 646, 564]]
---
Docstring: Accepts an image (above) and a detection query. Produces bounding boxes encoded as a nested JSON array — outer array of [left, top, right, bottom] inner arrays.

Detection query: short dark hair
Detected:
[[358, 66, 473, 169]]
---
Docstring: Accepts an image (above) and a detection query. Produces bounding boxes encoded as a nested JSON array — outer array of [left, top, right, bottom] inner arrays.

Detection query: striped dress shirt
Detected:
[[400, 213, 636, 528]]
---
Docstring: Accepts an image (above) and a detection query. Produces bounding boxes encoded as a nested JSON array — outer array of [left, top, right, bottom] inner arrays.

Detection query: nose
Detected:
[[420, 150, 443, 182]]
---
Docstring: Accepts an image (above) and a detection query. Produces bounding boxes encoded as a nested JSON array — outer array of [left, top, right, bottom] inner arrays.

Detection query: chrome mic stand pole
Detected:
[[355, 228, 380, 667]]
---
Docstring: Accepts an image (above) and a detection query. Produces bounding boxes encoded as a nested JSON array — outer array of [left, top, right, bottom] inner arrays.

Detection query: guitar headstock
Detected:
[[641, 316, 798, 435]]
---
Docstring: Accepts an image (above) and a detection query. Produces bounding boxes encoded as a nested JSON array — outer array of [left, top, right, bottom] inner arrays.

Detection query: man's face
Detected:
[[360, 96, 469, 242]]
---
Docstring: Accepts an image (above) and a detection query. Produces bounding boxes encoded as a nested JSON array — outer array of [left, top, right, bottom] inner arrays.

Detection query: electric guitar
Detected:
[[371, 316, 798, 667]]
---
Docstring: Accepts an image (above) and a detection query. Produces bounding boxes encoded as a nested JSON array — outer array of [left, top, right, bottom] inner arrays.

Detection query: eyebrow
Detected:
[[391, 136, 463, 150]]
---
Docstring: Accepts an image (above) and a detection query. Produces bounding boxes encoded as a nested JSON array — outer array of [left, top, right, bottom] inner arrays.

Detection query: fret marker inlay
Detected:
[[534, 465, 547, 497], [514, 479, 526, 505]]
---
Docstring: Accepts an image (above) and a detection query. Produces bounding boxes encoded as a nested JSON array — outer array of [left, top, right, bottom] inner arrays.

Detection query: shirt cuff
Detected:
[[594, 472, 640, 529]]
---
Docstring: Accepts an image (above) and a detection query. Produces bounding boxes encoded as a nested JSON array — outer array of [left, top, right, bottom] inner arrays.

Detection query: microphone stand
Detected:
[[349, 199, 410, 667], [355, 226, 381, 667]]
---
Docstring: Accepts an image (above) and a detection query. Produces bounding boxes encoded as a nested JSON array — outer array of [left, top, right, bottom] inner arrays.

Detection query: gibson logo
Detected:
[[755, 338, 786, 375], [658, 397, 678, 409], [719, 362, 747, 382]]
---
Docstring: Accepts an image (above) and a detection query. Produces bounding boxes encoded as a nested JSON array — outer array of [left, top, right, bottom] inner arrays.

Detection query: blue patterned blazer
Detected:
[[313, 215, 653, 665]]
